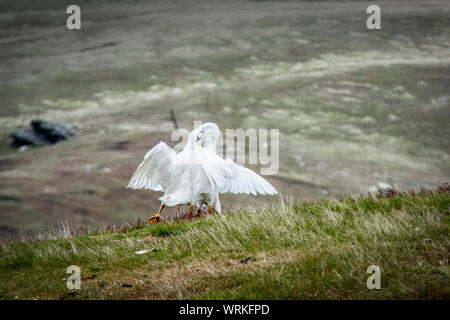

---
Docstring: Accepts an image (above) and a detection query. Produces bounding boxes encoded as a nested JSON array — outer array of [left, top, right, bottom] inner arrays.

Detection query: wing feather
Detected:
[[127, 142, 176, 191], [197, 147, 277, 196]]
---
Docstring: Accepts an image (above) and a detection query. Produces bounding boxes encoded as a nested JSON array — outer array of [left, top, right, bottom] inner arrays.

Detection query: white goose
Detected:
[[127, 122, 277, 223]]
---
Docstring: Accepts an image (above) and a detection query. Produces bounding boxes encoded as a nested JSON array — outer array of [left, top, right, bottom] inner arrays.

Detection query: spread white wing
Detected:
[[197, 147, 278, 196], [126, 142, 176, 191]]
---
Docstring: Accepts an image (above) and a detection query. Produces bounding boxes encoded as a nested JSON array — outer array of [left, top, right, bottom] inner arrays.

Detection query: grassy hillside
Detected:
[[0, 185, 448, 300], [1, 0, 450, 240]]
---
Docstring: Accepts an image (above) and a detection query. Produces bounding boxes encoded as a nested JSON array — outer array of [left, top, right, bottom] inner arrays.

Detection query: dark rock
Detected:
[[31, 119, 78, 143], [9, 128, 50, 147], [121, 283, 133, 288], [10, 119, 79, 147]]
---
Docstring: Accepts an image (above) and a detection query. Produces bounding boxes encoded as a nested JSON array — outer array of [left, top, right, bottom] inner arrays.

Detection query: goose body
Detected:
[[127, 122, 277, 220]]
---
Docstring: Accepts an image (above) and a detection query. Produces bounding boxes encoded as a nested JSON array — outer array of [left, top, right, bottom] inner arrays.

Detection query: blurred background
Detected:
[[0, 0, 449, 241]]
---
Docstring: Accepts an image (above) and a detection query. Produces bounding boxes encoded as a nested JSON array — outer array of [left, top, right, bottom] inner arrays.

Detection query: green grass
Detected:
[[1, 1, 449, 239], [0, 186, 448, 300]]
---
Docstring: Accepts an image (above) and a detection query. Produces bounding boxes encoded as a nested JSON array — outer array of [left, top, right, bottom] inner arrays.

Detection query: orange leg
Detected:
[[207, 205, 215, 214], [148, 203, 165, 223], [189, 204, 195, 215]]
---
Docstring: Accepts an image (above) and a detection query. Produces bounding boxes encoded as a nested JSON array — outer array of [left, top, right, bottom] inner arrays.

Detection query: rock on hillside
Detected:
[[10, 120, 79, 147]]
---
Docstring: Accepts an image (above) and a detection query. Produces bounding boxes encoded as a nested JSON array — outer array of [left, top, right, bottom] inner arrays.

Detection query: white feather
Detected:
[[127, 122, 278, 213]]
